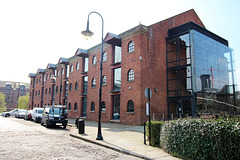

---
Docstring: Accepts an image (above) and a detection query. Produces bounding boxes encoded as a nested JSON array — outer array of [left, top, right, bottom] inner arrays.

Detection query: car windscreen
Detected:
[[37, 110, 43, 114], [49, 108, 67, 116], [20, 110, 27, 113]]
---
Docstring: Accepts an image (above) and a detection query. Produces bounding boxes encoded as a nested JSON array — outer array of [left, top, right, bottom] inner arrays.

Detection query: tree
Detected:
[[17, 93, 29, 110], [0, 93, 6, 112]]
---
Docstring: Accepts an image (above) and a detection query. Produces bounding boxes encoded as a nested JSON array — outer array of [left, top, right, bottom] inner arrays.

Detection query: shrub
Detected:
[[146, 121, 163, 146], [160, 118, 240, 160]]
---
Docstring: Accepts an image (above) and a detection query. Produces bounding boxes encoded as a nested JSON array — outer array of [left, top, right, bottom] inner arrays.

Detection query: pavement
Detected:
[[68, 119, 179, 160]]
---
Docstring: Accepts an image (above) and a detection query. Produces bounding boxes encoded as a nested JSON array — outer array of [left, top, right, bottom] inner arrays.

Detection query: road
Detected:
[[0, 116, 140, 160]]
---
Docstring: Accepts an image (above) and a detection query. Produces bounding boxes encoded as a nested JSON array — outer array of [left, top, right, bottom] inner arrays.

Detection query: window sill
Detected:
[[126, 112, 134, 115], [101, 111, 106, 114], [109, 90, 121, 93], [90, 111, 95, 113], [110, 119, 120, 123], [110, 62, 121, 66], [81, 71, 88, 75], [127, 51, 134, 55], [80, 116, 86, 119]]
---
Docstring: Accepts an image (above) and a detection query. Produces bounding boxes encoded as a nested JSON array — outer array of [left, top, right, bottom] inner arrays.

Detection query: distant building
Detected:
[[0, 81, 30, 111], [28, 9, 237, 125]]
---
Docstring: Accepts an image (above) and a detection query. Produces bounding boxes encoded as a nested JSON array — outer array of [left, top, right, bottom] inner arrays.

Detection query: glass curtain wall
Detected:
[[191, 30, 236, 114], [167, 30, 237, 118]]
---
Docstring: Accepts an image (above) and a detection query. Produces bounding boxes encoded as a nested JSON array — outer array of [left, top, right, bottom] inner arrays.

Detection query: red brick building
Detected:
[[0, 81, 29, 111], [28, 9, 237, 124]]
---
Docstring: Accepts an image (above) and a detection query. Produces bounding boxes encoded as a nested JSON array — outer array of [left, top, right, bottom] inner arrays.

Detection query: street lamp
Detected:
[[82, 11, 104, 140]]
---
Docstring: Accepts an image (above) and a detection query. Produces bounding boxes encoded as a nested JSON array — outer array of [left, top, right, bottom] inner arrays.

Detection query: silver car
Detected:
[[32, 108, 44, 123], [15, 109, 27, 118], [2, 109, 18, 117]]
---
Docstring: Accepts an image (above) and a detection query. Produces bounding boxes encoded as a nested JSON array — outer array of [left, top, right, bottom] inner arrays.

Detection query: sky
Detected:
[[0, 0, 239, 90]]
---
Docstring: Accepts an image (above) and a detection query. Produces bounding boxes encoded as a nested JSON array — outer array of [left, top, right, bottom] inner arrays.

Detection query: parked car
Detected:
[[2, 109, 18, 117], [32, 108, 44, 123], [24, 110, 33, 120], [15, 109, 27, 118], [41, 105, 68, 128]]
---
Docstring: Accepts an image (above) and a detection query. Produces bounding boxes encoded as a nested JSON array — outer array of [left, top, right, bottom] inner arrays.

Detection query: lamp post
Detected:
[[81, 11, 104, 140]]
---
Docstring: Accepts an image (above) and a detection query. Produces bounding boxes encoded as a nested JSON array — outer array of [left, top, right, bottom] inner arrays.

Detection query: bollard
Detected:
[[78, 119, 85, 134], [143, 122, 146, 145], [75, 117, 79, 128]]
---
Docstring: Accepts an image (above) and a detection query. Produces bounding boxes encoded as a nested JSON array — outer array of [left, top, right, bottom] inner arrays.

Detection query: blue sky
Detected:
[[0, 0, 239, 90]]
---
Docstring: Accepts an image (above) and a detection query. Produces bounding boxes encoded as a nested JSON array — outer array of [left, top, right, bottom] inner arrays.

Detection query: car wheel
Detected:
[[46, 121, 50, 128], [5, 114, 10, 117], [41, 121, 44, 126], [63, 125, 67, 129]]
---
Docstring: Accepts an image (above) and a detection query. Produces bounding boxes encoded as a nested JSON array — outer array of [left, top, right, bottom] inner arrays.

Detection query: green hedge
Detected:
[[146, 121, 163, 146], [160, 118, 240, 160]]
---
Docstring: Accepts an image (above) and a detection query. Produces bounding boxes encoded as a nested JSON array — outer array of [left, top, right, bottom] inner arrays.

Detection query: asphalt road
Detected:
[[0, 116, 140, 160]]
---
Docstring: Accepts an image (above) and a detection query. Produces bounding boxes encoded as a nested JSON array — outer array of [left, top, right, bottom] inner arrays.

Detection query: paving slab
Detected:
[[68, 119, 180, 160]]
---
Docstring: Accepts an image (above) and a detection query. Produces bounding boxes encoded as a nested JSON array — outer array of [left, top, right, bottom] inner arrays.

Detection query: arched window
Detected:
[[76, 62, 79, 70], [74, 103, 77, 111], [128, 41, 134, 53], [92, 55, 97, 65], [70, 65, 73, 72], [128, 69, 134, 81], [101, 101, 106, 112], [69, 83, 72, 91], [92, 78, 96, 87], [91, 102, 95, 111], [102, 75, 106, 86], [75, 82, 79, 90], [68, 103, 71, 111], [127, 100, 134, 112], [103, 51, 107, 62]]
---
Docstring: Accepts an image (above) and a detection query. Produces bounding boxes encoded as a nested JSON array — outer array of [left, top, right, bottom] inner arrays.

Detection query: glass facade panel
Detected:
[[84, 57, 88, 72], [167, 30, 236, 116], [114, 46, 122, 63], [83, 76, 88, 94], [114, 68, 121, 91], [82, 97, 87, 117], [191, 30, 236, 114]]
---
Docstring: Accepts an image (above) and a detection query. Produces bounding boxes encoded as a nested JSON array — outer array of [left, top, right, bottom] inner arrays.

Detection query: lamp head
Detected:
[[81, 29, 94, 40]]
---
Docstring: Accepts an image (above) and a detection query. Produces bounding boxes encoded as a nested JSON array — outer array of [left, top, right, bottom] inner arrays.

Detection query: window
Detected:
[[91, 102, 95, 111], [39, 77, 41, 82], [84, 57, 88, 72], [75, 82, 79, 90], [127, 100, 134, 112], [92, 78, 96, 88], [83, 76, 88, 94], [114, 68, 121, 91], [103, 51, 107, 62], [128, 69, 134, 81], [101, 101, 106, 112], [92, 55, 97, 65], [45, 88, 47, 94], [74, 103, 77, 111], [38, 90, 40, 95], [114, 46, 122, 63], [69, 83, 72, 91], [65, 81, 68, 96], [76, 62, 79, 71], [49, 88, 51, 94], [66, 65, 69, 77], [128, 41, 134, 53], [46, 74, 49, 80], [56, 86, 59, 93], [82, 97, 87, 117], [102, 76, 106, 86], [62, 68, 64, 75], [68, 103, 71, 111], [70, 65, 73, 72], [57, 70, 60, 76], [60, 85, 62, 93]]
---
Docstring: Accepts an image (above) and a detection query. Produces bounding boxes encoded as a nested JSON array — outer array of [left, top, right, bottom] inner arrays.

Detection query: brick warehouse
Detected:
[[0, 81, 29, 111], [28, 9, 237, 125]]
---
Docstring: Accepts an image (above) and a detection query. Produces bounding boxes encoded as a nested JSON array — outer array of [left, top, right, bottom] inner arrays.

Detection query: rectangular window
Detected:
[[114, 68, 121, 91], [84, 57, 88, 72], [114, 46, 121, 63], [83, 76, 88, 94], [52, 84, 55, 98], [113, 95, 120, 120], [66, 65, 69, 78], [65, 81, 68, 97], [82, 97, 87, 117]]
